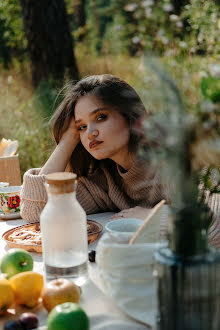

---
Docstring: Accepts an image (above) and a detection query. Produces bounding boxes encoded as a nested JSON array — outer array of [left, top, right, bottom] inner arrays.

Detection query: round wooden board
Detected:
[[2, 220, 103, 253]]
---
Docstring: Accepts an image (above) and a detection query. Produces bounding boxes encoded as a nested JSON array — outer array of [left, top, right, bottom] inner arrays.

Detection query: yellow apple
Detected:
[[42, 278, 81, 312]]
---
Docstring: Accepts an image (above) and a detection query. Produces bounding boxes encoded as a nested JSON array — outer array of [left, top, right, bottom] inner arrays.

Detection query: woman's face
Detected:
[[74, 94, 130, 165]]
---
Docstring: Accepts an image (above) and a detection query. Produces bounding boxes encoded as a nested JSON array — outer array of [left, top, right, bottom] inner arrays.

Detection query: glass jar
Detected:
[[40, 172, 88, 286], [154, 247, 220, 330]]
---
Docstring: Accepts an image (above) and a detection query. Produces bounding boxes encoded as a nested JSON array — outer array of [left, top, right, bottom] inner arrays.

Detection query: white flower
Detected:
[[164, 49, 176, 57], [199, 71, 208, 78], [7, 76, 13, 84], [145, 8, 152, 18], [163, 4, 173, 12], [208, 64, 220, 78], [176, 21, 183, 28], [190, 47, 196, 54], [169, 14, 179, 22], [132, 36, 141, 44], [124, 3, 138, 12], [179, 41, 187, 49], [197, 33, 204, 43], [161, 36, 169, 45], [116, 25, 123, 31], [201, 100, 217, 113], [141, 0, 154, 7]]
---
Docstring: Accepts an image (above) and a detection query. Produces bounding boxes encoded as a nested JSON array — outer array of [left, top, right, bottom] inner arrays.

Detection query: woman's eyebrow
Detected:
[[75, 107, 109, 124]]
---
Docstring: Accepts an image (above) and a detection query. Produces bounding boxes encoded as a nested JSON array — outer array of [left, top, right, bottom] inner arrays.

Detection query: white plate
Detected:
[[0, 212, 21, 220]]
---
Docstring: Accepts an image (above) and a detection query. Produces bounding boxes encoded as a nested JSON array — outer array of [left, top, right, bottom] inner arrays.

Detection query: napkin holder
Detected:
[[0, 155, 21, 185]]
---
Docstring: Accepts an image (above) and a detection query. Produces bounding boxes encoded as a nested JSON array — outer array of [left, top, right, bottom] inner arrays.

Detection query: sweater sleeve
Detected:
[[21, 168, 116, 223], [20, 169, 47, 223]]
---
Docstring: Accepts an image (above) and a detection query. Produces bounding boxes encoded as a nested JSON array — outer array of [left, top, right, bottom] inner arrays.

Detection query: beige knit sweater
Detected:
[[20, 160, 220, 249]]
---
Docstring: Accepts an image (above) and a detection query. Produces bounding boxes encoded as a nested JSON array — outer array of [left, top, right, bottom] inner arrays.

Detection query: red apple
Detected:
[[42, 278, 81, 312]]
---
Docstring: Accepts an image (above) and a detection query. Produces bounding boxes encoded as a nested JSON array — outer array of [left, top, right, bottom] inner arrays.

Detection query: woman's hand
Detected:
[[60, 118, 80, 150], [111, 206, 152, 220], [39, 118, 80, 175]]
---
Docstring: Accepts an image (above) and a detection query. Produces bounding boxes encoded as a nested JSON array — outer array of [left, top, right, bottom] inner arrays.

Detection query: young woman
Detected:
[[21, 75, 167, 220], [21, 74, 220, 247]]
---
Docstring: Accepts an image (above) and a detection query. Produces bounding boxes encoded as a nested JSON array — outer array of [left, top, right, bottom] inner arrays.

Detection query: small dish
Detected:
[[105, 218, 142, 234], [0, 182, 9, 188], [0, 211, 21, 220]]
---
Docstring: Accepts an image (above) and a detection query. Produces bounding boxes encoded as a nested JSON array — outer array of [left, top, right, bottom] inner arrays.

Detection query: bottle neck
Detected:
[[47, 190, 76, 202], [46, 181, 77, 195]]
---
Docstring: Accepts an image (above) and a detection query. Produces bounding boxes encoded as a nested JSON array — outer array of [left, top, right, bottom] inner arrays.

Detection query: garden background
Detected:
[[0, 0, 219, 178]]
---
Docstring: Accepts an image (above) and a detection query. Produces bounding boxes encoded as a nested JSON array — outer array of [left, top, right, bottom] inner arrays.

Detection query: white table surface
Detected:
[[0, 213, 149, 330]]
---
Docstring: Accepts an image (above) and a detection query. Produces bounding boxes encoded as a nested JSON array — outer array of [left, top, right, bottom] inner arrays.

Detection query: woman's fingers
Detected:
[[60, 117, 80, 145], [110, 206, 151, 220]]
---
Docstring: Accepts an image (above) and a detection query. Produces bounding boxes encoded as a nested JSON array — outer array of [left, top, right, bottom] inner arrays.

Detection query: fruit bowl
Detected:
[[2, 220, 103, 253]]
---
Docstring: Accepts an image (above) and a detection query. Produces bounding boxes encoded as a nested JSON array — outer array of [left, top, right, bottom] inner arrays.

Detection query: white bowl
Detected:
[[105, 218, 142, 234], [0, 186, 21, 193], [0, 182, 9, 188]]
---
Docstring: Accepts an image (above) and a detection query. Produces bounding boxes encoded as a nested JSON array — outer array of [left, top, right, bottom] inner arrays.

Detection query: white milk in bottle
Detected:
[[40, 172, 88, 286]]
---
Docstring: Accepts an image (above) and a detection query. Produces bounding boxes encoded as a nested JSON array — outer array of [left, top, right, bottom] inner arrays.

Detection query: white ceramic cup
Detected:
[[105, 218, 143, 243]]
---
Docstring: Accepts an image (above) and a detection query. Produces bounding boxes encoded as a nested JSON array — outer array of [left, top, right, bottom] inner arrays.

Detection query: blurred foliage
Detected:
[[0, 0, 219, 183], [182, 0, 220, 56], [0, 0, 219, 64], [0, 0, 26, 67]]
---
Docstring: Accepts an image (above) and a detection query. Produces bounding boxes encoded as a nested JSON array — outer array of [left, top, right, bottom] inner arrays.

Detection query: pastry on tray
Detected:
[[2, 220, 102, 253]]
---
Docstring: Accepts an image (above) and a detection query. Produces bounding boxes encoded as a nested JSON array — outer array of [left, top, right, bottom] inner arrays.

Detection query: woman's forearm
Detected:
[[40, 118, 80, 175], [39, 140, 77, 175]]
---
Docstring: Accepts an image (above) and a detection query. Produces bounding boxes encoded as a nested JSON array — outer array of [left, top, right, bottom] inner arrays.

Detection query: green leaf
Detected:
[[201, 77, 220, 103]]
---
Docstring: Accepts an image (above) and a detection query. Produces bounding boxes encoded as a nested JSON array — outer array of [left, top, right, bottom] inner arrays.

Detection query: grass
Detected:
[[0, 46, 215, 180]]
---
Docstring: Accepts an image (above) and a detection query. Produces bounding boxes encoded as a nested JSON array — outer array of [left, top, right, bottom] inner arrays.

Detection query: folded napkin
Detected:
[[96, 233, 166, 328]]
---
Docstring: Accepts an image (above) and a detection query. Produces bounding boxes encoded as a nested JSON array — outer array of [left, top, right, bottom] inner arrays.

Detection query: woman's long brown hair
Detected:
[[50, 74, 147, 177]]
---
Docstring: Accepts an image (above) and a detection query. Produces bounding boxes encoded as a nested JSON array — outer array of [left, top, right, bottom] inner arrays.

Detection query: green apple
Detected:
[[47, 302, 89, 330], [0, 248, 33, 278]]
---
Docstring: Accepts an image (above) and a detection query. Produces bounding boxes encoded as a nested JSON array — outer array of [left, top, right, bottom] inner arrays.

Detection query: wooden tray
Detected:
[[2, 220, 103, 253]]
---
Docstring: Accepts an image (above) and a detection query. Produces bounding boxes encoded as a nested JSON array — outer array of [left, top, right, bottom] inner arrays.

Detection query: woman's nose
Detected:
[[87, 128, 99, 140]]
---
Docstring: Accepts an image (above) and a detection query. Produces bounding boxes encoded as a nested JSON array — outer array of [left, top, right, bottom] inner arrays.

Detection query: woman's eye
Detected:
[[78, 125, 86, 131], [97, 114, 107, 121]]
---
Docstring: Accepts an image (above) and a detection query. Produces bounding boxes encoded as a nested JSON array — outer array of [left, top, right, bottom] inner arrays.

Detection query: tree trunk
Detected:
[[91, 0, 101, 37], [73, 0, 86, 41], [20, 0, 79, 87], [171, 0, 189, 15], [73, 0, 86, 28]]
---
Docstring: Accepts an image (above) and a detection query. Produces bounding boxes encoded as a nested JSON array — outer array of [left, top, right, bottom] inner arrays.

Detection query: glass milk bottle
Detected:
[[40, 172, 88, 286]]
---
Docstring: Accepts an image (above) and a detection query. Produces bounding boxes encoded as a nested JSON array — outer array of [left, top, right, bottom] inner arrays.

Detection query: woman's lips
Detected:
[[89, 140, 103, 149]]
